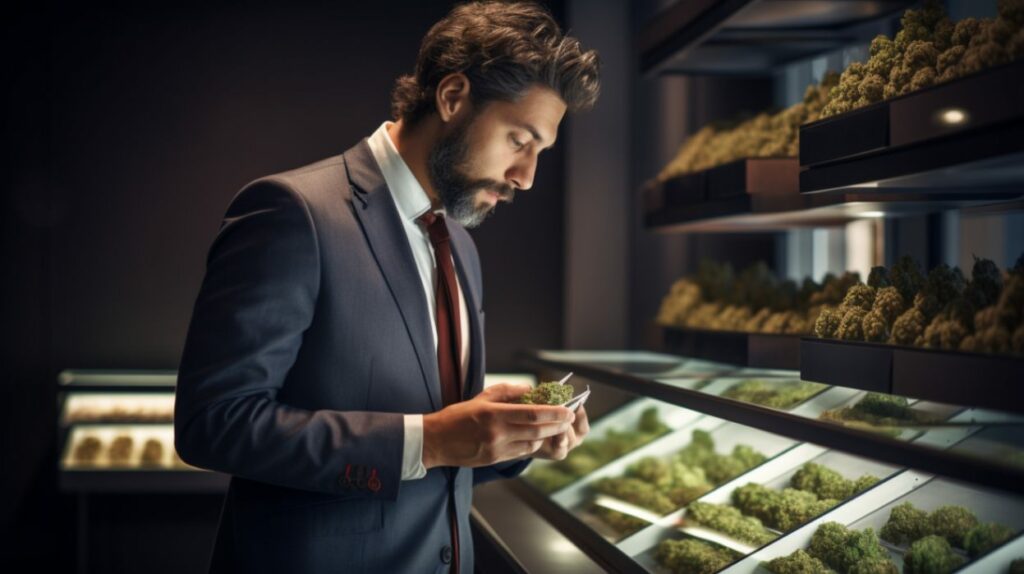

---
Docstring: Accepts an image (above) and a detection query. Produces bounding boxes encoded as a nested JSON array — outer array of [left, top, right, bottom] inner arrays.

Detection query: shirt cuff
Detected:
[[401, 414, 428, 480]]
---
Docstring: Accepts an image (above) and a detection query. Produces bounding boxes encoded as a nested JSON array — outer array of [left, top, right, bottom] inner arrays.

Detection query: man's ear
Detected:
[[435, 73, 471, 123]]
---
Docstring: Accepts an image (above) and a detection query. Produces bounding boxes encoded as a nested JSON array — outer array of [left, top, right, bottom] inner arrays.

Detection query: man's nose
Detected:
[[507, 155, 537, 191]]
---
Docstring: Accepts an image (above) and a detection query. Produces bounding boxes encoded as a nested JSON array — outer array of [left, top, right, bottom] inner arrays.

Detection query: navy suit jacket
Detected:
[[174, 139, 531, 573]]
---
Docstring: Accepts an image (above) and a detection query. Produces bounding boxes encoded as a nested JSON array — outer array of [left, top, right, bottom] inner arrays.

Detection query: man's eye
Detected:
[[510, 135, 525, 149]]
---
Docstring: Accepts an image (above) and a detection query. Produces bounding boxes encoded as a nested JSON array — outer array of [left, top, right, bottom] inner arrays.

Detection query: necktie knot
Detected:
[[417, 210, 449, 246]]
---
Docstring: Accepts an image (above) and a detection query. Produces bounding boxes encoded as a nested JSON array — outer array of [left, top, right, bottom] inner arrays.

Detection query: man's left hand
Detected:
[[531, 405, 590, 460]]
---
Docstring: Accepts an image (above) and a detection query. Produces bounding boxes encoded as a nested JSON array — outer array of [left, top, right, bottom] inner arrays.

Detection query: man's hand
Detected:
[[421, 383, 575, 469], [531, 404, 589, 461]]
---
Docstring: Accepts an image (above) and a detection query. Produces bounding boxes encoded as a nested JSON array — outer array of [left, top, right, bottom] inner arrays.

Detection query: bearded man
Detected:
[[173, 2, 601, 572]]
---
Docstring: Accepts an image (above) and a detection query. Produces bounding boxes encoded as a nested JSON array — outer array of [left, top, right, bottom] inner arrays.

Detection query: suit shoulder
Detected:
[[238, 153, 350, 210]]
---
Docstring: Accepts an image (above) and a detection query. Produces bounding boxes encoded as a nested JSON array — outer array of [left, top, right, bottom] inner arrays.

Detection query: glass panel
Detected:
[[62, 424, 202, 472]]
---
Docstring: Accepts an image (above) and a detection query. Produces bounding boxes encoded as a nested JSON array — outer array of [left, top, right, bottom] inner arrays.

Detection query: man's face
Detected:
[[428, 85, 567, 228]]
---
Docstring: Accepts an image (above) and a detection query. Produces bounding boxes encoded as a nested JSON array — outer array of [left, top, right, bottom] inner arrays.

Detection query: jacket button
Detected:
[[440, 545, 452, 564]]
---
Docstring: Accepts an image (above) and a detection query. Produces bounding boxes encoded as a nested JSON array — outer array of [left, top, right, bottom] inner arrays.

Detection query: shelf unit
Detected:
[[518, 350, 1024, 495], [639, 0, 914, 76], [651, 326, 1024, 416], [799, 59, 1024, 195], [658, 325, 801, 370], [801, 338, 1024, 415], [57, 369, 229, 494], [496, 2, 1024, 573], [504, 363, 1024, 574]]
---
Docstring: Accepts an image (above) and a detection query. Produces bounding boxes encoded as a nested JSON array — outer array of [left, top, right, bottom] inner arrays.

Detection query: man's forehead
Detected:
[[490, 86, 566, 146]]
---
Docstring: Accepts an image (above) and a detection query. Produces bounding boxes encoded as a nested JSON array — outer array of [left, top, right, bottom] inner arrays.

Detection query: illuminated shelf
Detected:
[[659, 325, 801, 370], [518, 349, 1024, 494], [801, 337, 1024, 416], [800, 59, 1024, 195], [640, 0, 912, 76]]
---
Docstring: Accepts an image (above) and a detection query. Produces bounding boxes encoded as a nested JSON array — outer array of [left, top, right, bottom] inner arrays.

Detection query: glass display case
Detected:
[[57, 369, 228, 493], [503, 355, 1024, 574]]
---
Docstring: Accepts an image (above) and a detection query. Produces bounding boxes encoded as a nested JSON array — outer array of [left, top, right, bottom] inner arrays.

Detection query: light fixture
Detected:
[[938, 107, 969, 126], [858, 211, 886, 218]]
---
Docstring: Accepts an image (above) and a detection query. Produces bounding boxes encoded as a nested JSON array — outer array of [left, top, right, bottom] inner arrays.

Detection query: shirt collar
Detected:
[[366, 121, 443, 223]]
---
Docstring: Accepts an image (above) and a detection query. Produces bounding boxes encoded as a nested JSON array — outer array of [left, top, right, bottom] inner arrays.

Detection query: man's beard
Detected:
[[427, 114, 515, 228]]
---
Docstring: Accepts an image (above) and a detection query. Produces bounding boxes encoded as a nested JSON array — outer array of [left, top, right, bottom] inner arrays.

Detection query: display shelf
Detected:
[[510, 415, 801, 574], [547, 418, 797, 543], [59, 391, 175, 425], [57, 369, 177, 391], [52, 370, 233, 495], [799, 59, 1024, 195], [645, 185, 1019, 232], [800, 337, 1024, 415], [59, 424, 228, 493], [618, 444, 902, 570], [521, 398, 703, 495], [700, 472, 1022, 574], [518, 350, 1024, 493], [639, 0, 912, 76], [845, 476, 1024, 558], [716, 470, 913, 572], [659, 326, 801, 370], [645, 158, 800, 208]]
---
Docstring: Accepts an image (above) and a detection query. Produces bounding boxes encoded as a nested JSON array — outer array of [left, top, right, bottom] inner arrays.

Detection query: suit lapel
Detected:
[[343, 140, 442, 412], [447, 223, 484, 400]]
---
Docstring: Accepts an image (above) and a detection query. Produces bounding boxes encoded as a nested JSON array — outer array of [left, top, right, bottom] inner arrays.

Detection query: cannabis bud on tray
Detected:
[[517, 382, 574, 405]]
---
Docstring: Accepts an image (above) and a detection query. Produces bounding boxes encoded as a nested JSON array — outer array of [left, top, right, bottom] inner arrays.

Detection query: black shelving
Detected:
[[518, 349, 1024, 495], [800, 59, 1024, 195], [801, 337, 1024, 415], [639, 0, 911, 76], [60, 470, 229, 493], [659, 325, 801, 370], [645, 177, 1015, 233]]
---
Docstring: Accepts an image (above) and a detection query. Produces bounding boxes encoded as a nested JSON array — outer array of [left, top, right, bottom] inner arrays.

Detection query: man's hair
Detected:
[[391, 1, 600, 127]]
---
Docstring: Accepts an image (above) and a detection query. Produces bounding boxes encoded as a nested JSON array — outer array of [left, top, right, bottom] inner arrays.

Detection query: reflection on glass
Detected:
[[720, 379, 827, 410], [949, 425, 1024, 470], [819, 392, 962, 438]]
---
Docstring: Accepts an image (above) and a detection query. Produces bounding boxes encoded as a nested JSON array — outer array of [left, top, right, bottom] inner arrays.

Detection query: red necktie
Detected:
[[417, 210, 463, 574], [418, 210, 463, 407]]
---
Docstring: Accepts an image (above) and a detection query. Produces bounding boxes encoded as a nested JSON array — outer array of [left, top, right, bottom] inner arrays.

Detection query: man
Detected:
[[173, 1, 601, 572]]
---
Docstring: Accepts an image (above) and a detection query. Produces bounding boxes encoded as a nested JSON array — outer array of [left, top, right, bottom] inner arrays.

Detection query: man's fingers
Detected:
[[495, 404, 575, 424], [502, 421, 571, 442], [508, 439, 544, 459], [574, 406, 590, 438], [478, 382, 533, 402], [556, 432, 569, 451]]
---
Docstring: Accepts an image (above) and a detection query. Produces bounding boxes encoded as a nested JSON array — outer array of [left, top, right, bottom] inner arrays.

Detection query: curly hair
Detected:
[[391, 1, 600, 127]]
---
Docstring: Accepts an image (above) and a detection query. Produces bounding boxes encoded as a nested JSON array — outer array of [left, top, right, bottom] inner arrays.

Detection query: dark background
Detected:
[[2, 1, 566, 570]]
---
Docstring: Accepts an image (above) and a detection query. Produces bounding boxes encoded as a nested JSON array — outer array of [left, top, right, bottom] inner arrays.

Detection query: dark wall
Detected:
[[2, 1, 565, 570]]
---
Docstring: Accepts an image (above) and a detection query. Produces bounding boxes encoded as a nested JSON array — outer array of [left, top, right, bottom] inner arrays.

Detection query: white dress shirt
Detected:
[[366, 121, 471, 481]]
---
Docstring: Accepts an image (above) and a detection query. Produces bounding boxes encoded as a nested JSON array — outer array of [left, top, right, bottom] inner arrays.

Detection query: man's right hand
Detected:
[[421, 383, 576, 469]]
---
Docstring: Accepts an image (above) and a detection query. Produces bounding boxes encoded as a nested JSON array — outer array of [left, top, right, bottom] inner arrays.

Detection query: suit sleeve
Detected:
[[174, 178, 404, 500]]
